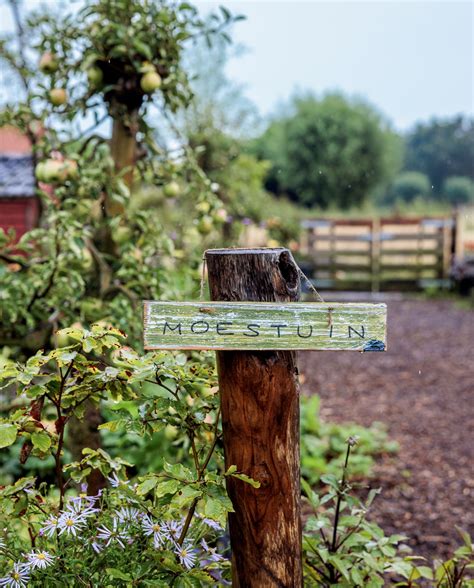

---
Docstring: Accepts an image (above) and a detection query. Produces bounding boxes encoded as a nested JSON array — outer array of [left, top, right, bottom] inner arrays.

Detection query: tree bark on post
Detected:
[[205, 247, 302, 588]]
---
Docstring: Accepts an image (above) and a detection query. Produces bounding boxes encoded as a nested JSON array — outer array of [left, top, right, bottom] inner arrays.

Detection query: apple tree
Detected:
[[0, 0, 240, 350], [0, 0, 240, 495]]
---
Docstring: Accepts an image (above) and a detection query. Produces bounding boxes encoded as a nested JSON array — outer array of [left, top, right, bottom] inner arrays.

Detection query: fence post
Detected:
[[205, 247, 303, 588]]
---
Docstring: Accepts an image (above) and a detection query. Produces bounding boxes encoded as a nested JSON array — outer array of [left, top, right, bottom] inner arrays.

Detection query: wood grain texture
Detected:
[[143, 300, 387, 351], [206, 247, 302, 587]]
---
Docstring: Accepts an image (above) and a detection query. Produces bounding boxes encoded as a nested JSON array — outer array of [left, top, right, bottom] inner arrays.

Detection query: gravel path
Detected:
[[300, 298, 474, 562]]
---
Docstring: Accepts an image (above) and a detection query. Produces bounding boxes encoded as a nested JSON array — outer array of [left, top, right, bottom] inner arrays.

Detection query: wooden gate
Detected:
[[300, 216, 454, 291]]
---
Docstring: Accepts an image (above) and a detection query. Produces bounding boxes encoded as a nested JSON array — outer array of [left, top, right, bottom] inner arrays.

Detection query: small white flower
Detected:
[[65, 499, 99, 520], [175, 541, 196, 570], [107, 473, 129, 488], [196, 513, 223, 531], [58, 512, 85, 537], [142, 515, 167, 548], [83, 536, 103, 554], [203, 518, 223, 531], [97, 518, 129, 548], [163, 520, 183, 544], [0, 563, 30, 588], [115, 507, 142, 524], [200, 538, 224, 562], [40, 515, 59, 538], [27, 550, 55, 569]]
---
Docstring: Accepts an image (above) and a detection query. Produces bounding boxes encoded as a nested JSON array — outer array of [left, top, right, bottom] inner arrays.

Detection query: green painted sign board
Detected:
[[143, 301, 387, 351]]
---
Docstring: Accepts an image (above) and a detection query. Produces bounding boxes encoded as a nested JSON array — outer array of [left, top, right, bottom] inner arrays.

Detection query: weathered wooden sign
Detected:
[[143, 300, 387, 351]]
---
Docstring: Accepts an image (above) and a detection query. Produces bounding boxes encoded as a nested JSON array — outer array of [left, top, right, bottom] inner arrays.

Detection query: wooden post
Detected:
[[205, 248, 302, 588]]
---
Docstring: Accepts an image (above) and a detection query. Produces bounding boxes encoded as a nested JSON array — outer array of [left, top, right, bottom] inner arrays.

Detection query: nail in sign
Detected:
[[143, 301, 387, 351]]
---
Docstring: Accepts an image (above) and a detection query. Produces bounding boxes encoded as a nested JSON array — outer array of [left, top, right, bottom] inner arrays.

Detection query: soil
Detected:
[[299, 297, 474, 564]]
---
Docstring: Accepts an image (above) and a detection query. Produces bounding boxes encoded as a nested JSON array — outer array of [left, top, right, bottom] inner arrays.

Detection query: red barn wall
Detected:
[[0, 197, 40, 243]]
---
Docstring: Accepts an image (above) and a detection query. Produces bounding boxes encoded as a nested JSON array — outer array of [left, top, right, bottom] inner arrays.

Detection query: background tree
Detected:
[[442, 176, 474, 205], [385, 171, 431, 204], [251, 93, 403, 209], [404, 115, 474, 191], [176, 33, 300, 243]]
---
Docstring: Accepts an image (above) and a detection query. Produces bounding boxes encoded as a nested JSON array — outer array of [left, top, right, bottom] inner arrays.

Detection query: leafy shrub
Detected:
[[442, 176, 474, 205], [387, 172, 431, 203], [302, 439, 474, 587], [0, 325, 245, 586], [300, 395, 398, 486]]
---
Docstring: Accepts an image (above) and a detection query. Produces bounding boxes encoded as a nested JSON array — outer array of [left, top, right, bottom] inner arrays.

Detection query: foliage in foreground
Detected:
[[303, 440, 474, 587], [300, 395, 398, 486], [0, 328, 472, 586], [0, 325, 234, 586]]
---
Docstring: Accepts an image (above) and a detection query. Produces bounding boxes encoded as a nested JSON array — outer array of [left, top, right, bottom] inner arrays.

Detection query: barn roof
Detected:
[[0, 155, 35, 198]]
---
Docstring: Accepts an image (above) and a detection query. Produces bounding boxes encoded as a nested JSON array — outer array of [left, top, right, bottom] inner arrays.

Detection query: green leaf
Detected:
[[0, 423, 18, 448], [136, 477, 159, 495], [132, 39, 153, 60], [155, 479, 180, 497], [327, 555, 350, 581], [1, 476, 36, 497], [163, 461, 195, 482], [203, 495, 233, 527], [301, 478, 320, 508], [417, 566, 434, 580], [229, 472, 260, 488], [172, 485, 202, 508], [31, 431, 51, 452], [351, 567, 364, 585], [98, 419, 128, 432], [106, 568, 133, 581]]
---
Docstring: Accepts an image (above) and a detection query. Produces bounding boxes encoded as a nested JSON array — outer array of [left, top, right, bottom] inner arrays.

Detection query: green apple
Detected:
[[87, 65, 103, 87], [113, 226, 132, 245], [39, 52, 58, 73], [76, 199, 95, 217], [139, 61, 156, 74], [63, 159, 78, 180], [49, 88, 67, 106], [35, 162, 46, 182], [42, 160, 63, 183], [164, 425, 178, 440], [81, 299, 103, 320], [80, 247, 94, 271], [213, 208, 228, 224], [54, 330, 71, 348], [196, 201, 211, 213], [197, 216, 213, 235], [140, 71, 162, 93], [163, 180, 180, 198]]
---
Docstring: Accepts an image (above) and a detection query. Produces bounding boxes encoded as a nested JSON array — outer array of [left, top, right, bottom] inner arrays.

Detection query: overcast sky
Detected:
[[0, 0, 472, 131], [195, 0, 473, 130]]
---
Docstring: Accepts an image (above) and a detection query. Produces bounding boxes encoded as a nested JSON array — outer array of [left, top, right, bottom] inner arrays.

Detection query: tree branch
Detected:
[[7, 0, 29, 92]]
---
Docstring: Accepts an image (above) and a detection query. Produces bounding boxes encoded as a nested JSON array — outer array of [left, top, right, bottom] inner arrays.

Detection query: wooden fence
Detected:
[[300, 216, 454, 291], [454, 205, 474, 260]]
